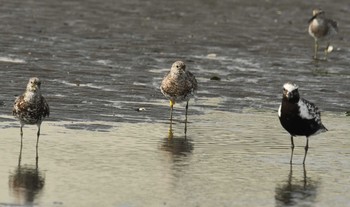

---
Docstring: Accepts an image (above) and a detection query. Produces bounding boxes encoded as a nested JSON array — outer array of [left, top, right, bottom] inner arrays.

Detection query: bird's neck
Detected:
[[24, 91, 40, 102], [309, 14, 324, 24], [282, 96, 299, 104], [170, 72, 182, 79]]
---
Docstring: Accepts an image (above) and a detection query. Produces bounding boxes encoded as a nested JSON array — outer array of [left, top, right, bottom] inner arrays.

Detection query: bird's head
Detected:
[[282, 82, 299, 102], [312, 9, 325, 17], [170, 61, 186, 75], [308, 9, 325, 23], [26, 77, 41, 92]]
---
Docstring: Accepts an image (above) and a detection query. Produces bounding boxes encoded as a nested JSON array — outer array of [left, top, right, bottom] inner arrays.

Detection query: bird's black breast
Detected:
[[279, 100, 321, 137]]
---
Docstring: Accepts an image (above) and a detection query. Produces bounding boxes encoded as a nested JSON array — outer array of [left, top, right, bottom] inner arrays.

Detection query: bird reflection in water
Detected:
[[160, 121, 193, 156], [8, 138, 45, 205], [275, 165, 319, 207]]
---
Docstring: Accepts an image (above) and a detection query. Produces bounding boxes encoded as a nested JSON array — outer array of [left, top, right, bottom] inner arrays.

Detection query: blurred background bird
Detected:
[[308, 9, 338, 60]]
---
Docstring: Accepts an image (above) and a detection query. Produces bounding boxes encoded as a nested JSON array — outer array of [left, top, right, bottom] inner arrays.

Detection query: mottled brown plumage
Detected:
[[13, 77, 49, 147], [308, 9, 338, 59], [160, 61, 197, 122]]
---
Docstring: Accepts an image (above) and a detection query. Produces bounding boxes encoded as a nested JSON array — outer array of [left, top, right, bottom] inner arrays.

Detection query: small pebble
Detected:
[[210, 76, 221, 81]]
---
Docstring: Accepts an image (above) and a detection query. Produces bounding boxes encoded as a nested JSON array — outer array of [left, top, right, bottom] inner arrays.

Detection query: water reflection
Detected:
[[160, 122, 193, 157], [275, 165, 319, 207], [8, 139, 45, 205]]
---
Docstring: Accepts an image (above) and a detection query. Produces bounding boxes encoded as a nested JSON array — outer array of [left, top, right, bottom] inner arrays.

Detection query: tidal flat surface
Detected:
[[0, 112, 349, 207], [0, 0, 349, 206]]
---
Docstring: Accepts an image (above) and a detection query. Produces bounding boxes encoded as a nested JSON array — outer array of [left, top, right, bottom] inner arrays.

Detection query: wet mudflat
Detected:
[[0, 112, 349, 207], [0, 0, 349, 206]]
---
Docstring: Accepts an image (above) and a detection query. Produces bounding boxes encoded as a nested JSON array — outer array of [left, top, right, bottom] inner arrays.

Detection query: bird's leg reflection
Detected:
[[303, 164, 307, 187], [275, 163, 319, 207], [161, 122, 194, 156], [288, 163, 293, 184], [168, 121, 174, 140], [9, 138, 45, 205]]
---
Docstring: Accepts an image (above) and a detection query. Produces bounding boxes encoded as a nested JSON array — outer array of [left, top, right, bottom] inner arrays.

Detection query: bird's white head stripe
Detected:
[[283, 83, 298, 92]]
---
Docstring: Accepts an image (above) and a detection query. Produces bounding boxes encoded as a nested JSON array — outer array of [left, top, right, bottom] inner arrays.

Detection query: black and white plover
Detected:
[[13, 77, 50, 148], [160, 61, 198, 122], [308, 9, 338, 60], [278, 83, 327, 164]]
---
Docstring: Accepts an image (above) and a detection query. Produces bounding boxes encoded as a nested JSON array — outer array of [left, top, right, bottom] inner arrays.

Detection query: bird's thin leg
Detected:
[[290, 136, 295, 164], [324, 41, 330, 60], [169, 100, 174, 123], [18, 135, 23, 167], [36, 125, 41, 160], [185, 100, 189, 123], [303, 137, 309, 165], [184, 118, 188, 139], [36, 155, 39, 169], [20, 125, 23, 138], [314, 39, 318, 59]]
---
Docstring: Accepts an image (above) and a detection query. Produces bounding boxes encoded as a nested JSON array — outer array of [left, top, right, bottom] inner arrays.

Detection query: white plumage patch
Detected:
[[23, 91, 36, 102], [278, 105, 282, 117], [283, 83, 298, 92], [297, 98, 322, 124]]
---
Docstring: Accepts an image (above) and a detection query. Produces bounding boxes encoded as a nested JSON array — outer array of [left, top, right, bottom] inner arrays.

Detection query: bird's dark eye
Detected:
[[176, 65, 179, 68]]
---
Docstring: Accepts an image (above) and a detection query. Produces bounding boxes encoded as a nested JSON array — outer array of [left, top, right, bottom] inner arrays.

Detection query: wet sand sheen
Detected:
[[0, 111, 349, 207]]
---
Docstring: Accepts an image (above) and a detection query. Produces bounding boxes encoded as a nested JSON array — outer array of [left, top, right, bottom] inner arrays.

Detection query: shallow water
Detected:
[[0, 112, 349, 207], [0, 0, 349, 206]]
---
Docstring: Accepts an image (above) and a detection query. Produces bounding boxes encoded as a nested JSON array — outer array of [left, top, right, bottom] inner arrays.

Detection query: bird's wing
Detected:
[[160, 71, 170, 91], [187, 71, 198, 91], [328, 19, 338, 32], [13, 95, 24, 115], [41, 96, 50, 117], [298, 98, 322, 124]]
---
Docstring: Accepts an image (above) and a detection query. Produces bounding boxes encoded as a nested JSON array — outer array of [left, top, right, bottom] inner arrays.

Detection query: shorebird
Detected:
[[160, 61, 197, 122], [308, 9, 338, 60], [13, 77, 50, 149], [278, 83, 327, 164]]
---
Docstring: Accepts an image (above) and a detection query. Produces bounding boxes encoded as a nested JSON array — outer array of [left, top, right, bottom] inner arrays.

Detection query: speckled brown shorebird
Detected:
[[308, 9, 338, 60], [160, 61, 197, 122], [13, 77, 50, 148]]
